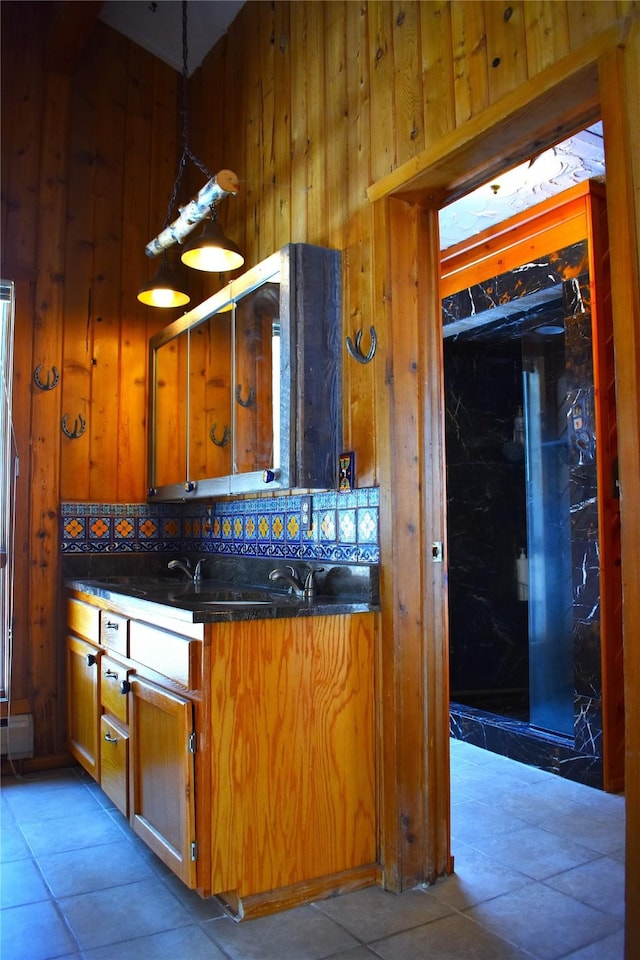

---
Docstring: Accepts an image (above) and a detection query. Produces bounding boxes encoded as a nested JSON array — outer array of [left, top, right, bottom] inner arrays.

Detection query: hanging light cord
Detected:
[[162, 0, 215, 231]]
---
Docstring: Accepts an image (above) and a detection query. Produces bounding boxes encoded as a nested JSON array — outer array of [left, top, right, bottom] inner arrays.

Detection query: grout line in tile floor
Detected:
[[1, 739, 625, 960]]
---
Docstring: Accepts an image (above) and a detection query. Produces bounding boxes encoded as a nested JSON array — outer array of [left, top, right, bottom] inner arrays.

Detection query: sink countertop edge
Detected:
[[64, 577, 380, 624]]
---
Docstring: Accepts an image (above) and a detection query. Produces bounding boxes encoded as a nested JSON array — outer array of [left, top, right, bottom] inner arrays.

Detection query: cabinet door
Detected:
[[129, 676, 197, 887], [67, 635, 101, 778]]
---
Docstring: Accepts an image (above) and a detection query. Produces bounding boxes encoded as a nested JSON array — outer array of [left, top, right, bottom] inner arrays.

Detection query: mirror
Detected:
[[148, 244, 341, 501]]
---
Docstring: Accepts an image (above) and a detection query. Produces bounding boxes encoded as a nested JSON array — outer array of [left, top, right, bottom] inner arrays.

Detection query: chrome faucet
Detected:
[[193, 558, 211, 584], [269, 565, 323, 601], [167, 557, 210, 584], [168, 558, 193, 580]]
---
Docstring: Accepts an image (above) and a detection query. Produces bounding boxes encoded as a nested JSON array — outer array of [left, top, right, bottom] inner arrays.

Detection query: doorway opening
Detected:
[[440, 142, 624, 791]]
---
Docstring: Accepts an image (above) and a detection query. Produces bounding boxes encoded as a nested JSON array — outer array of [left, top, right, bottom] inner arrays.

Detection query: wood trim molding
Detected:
[[370, 24, 640, 959], [367, 19, 633, 208]]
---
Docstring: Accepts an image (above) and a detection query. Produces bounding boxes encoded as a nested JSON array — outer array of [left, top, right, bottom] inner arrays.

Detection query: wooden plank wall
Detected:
[[1, 0, 638, 918]]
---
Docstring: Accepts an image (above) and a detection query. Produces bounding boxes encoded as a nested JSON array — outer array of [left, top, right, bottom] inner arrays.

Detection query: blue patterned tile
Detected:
[[319, 510, 336, 542], [63, 516, 86, 542], [138, 517, 160, 540], [357, 507, 378, 544], [88, 517, 112, 541], [338, 509, 357, 543], [285, 512, 302, 542], [114, 517, 135, 540], [59, 487, 378, 562]]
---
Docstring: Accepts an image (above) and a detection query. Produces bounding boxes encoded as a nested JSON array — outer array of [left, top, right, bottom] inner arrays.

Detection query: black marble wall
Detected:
[[445, 240, 606, 788]]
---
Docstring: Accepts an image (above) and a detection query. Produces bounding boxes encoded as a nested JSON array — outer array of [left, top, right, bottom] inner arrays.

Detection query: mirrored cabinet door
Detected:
[[189, 312, 232, 483], [233, 282, 279, 475], [148, 243, 341, 500], [153, 334, 188, 489]]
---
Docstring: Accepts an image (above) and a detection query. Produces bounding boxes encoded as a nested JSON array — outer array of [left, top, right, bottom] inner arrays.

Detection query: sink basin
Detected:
[[80, 577, 299, 609]]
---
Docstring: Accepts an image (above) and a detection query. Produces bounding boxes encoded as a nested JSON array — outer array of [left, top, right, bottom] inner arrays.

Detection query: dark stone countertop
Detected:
[[64, 557, 379, 625]]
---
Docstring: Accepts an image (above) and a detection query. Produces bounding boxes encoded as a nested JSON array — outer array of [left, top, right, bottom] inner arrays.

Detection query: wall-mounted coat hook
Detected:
[[61, 413, 86, 439], [210, 423, 231, 447], [236, 384, 256, 408], [346, 326, 377, 364], [33, 364, 60, 390]]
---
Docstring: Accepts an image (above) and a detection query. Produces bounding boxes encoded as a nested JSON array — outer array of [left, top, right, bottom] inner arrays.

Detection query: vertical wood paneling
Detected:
[[60, 48, 97, 502], [524, 0, 570, 75], [324, 2, 348, 252], [485, 0, 528, 103], [420, 1, 456, 144], [243, 4, 264, 263], [0, 3, 45, 278], [87, 27, 127, 501], [255, 0, 277, 261], [289, 4, 310, 242], [118, 44, 156, 502], [29, 68, 70, 756], [368, 0, 396, 182], [272, 1, 293, 250], [566, 0, 622, 51], [392, 1, 423, 163], [451, 0, 489, 125], [344, 0, 376, 486], [303, 1, 327, 244]]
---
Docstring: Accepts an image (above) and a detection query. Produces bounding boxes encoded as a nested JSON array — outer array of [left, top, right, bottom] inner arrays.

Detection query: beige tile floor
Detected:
[[1, 739, 625, 960]]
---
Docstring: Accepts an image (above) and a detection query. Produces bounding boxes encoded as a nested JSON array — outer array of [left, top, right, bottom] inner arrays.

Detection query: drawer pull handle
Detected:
[[105, 669, 119, 680], [104, 731, 119, 744], [104, 621, 119, 631], [86, 653, 97, 667]]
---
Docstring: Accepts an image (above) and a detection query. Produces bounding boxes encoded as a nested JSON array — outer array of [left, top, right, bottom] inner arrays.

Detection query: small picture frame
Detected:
[[339, 451, 355, 492]]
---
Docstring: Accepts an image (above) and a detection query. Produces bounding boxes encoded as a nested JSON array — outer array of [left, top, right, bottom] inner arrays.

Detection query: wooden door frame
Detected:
[[368, 17, 640, 958]]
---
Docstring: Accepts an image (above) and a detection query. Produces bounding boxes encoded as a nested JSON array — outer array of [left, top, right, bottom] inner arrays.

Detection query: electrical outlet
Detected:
[[301, 495, 313, 531]]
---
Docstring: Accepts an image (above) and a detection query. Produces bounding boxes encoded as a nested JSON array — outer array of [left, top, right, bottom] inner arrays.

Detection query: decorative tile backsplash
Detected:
[[61, 488, 379, 564]]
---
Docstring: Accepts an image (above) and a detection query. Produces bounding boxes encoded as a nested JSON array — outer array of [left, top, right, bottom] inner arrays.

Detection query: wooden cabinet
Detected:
[[207, 612, 377, 918], [66, 596, 102, 779], [65, 587, 377, 916], [129, 676, 197, 888], [66, 633, 101, 779], [66, 591, 201, 886]]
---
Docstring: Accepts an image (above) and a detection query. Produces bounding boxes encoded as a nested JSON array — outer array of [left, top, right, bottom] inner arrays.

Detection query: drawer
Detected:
[[68, 597, 100, 644], [100, 715, 129, 817], [100, 655, 130, 724], [129, 621, 195, 688], [100, 611, 128, 656]]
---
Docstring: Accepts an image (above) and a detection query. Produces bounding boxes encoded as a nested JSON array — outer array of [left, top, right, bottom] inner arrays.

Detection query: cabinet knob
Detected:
[[120, 680, 130, 695], [86, 653, 97, 667], [262, 469, 276, 483]]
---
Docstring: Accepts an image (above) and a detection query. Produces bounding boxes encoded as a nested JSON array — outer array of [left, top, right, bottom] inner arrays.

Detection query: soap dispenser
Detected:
[[516, 547, 528, 602]]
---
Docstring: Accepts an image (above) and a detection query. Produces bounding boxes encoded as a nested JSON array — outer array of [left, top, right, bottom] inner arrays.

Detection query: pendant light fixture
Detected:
[[180, 208, 244, 272], [138, 1, 243, 307], [137, 254, 190, 308]]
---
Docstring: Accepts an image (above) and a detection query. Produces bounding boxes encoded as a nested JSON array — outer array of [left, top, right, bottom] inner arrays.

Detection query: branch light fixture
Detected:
[[138, 0, 243, 307]]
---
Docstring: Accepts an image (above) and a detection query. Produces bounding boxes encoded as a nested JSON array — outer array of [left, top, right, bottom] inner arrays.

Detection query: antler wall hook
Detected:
[[346, 326, 377, 364], [61, 413, 86, 439], [33, 364, 60, 390], [236, 384, 256, 408], [210, 423, 231, 447]]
